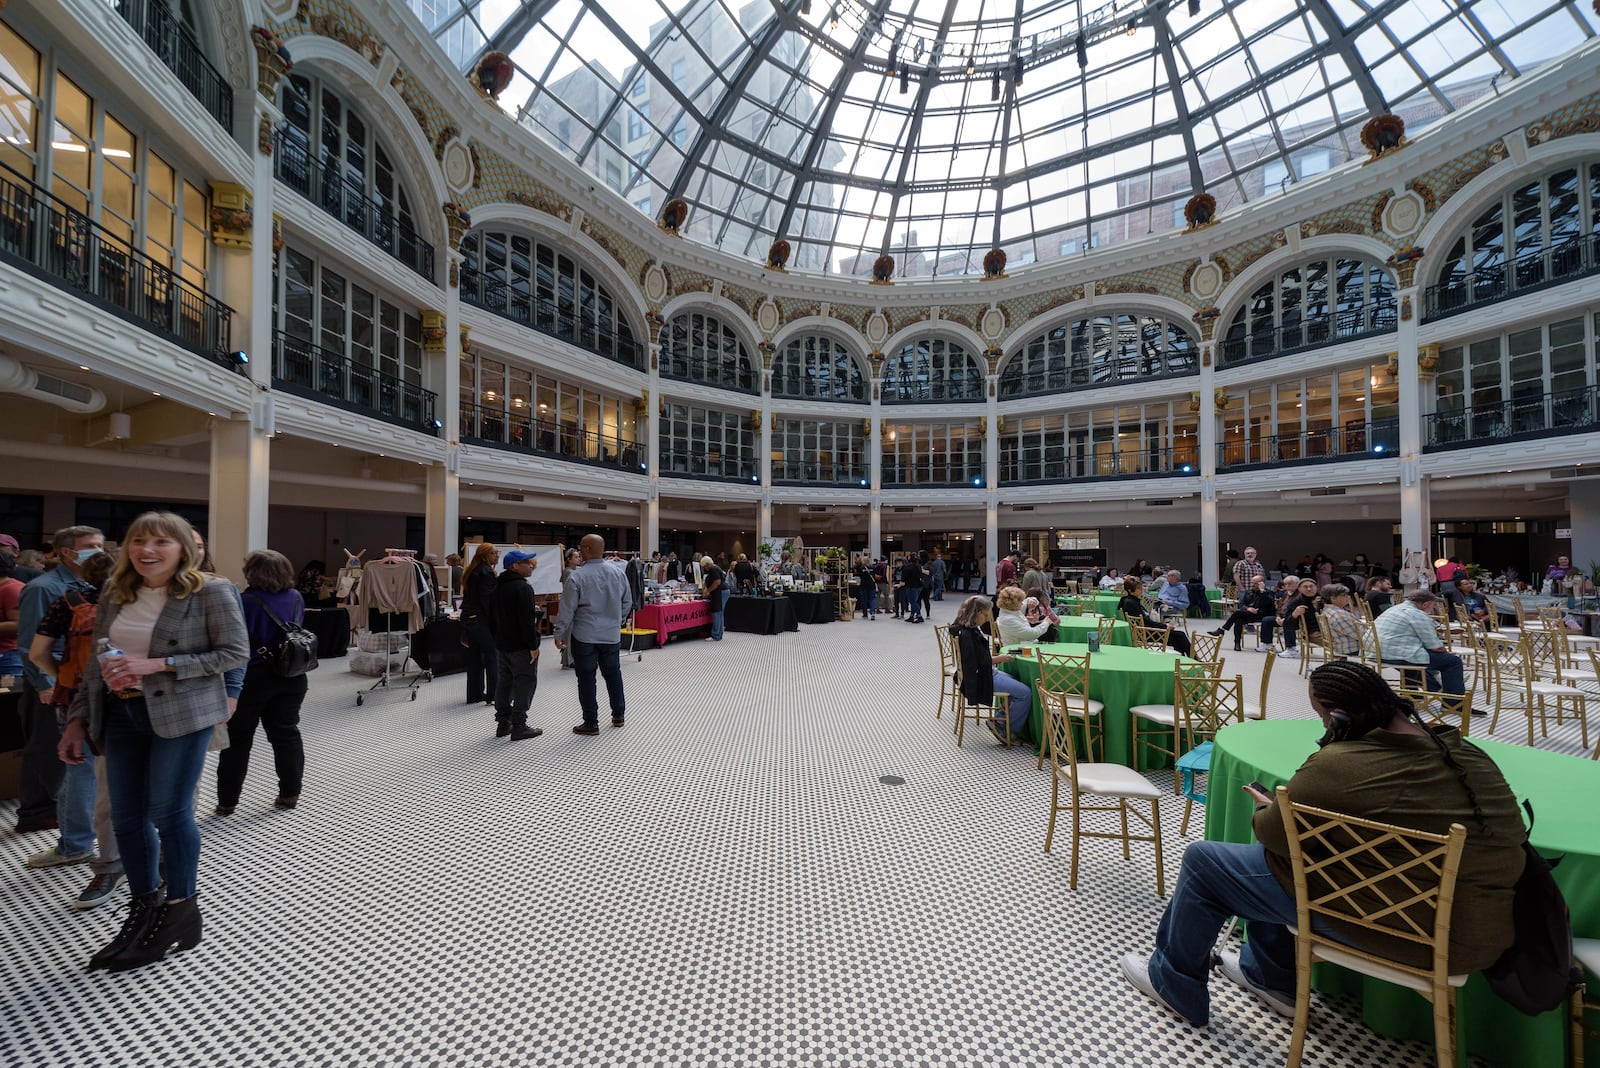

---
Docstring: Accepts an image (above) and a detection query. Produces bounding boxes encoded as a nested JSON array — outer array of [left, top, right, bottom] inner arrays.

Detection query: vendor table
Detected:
[[1000, 641, 1190, 767], [408, 617, 465, 676], [724, 595, 799, 635], [633, 600, 712, 646], [784, 590, 836, 624], [1206, 718, 1600, 1068], [302, 608, 351, 659]]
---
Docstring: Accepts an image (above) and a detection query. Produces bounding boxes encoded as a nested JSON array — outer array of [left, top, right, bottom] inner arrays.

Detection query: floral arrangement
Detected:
[[253, 26, 293, 72], [1183, 193, 1216, 230], [982, 248, 1007, 278], [1361, 113, 1406, 158], [1191, 305, 1220, 322], [443, 201, 471, 226]]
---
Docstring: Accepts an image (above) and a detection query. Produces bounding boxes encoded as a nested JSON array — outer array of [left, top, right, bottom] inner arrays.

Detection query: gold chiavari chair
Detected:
[[1035, 650, 1105, 770], [1296, 615, 1328, 677], [933, 624, 958, 720], [951, 662, 1011, 747], [1187, 629, 1224, 664], [1392, 685, 1472, 737], [1242, 649, 1279, 719], [1096, 615, 1119, 647], [1040, 687, 1165, 897], [1129, 662, 1215, 791], [1482, 631, 1587, 748], [1128, 617, 1172, 652], [1173, 674, 1246, 834], [1277, 787, 1469, 1068]]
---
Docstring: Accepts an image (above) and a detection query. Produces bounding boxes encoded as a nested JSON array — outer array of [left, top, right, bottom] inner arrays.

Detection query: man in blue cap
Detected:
[[489, 548, 543, 741]]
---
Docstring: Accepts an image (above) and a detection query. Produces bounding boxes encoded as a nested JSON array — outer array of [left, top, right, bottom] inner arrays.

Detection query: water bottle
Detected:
[[97, 638, 126, 683], [1086, 630, 1101, 653]]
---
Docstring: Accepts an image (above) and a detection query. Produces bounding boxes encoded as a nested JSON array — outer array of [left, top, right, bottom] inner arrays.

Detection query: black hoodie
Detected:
[[490, 569, 541, 653]]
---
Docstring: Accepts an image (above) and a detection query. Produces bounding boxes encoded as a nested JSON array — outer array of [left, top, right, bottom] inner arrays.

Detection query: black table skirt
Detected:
[[409, 617, 466, 676], [725, 596, 799, 635], [0, 689, 22, 752], [784, 591, 836, 625], [302, 609, 350, 659]]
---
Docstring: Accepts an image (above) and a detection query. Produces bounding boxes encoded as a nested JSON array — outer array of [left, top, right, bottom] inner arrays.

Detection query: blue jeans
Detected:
[[932, 576, 945, 600], [858, 584, 876, 615], [992, 669, 1032, 735], [0, 648, 21, 676], [102, 696, 213, 898], [1425, 650, 1465, 696], [56, 747, 98, 857], [1148, 840, 1335, 1026], [709, 587, 731, 640], [571, 640, 625, 729]]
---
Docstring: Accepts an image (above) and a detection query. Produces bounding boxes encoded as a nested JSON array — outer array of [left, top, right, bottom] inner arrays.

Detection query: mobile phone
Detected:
[[1244, 780, 1269, 796]]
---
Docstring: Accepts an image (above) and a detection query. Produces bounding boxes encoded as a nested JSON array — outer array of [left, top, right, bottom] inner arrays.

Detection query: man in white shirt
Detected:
[[1374, 590, 1464, 699]]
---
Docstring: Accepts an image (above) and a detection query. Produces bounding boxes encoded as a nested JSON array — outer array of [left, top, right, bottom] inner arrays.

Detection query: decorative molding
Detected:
[[208, 182, 252, 250], [257, 114, 274, 156], [251, 26, 292, 99], [421, 311, 447, 354], [504, 185, 570, 221]]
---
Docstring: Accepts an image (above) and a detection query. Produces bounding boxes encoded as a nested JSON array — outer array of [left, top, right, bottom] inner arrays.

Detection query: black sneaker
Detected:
[[74, 872, 125, 911], [495, 720, 512, 738], [573, 724, 600, 736], [611, 717, 625, 728], [510, 725, 543, 741]]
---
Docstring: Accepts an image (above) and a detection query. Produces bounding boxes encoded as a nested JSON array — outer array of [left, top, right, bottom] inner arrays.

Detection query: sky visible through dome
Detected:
[[408, 0, 1593, 277]]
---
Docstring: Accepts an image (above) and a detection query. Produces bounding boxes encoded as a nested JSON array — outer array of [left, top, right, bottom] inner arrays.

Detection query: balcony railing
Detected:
[[273, 131, 433, 281], [1219, 301, 1398, 366], [1423, 234, 1600, 322], [772, 461, 869, 486], [660, 448, 759, 483], [459, 265, 644, 370], [273, 330, 437, 431], [882, 464, 986, 487], [1217, 419, 1399, 470], [0, 161, 234, 363], [1424, 386, 1599, 452], [460, 401, 643, 473], [1001, 446, 1197, 484], [658, 354, 758, 394], [115, 0, 233, 132]]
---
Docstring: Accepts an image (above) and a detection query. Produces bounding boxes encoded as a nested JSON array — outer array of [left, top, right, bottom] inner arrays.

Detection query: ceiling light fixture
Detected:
[[1127, 18, 1138, 36]]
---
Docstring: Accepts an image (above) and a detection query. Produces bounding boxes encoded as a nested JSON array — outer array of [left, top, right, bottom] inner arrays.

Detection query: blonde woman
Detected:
[[995, 585, 1053, 646], [58, 511, 247, 972]]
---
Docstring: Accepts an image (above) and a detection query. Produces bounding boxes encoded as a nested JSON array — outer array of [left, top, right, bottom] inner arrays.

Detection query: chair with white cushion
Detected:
[[1035, 650, 1105, 770]]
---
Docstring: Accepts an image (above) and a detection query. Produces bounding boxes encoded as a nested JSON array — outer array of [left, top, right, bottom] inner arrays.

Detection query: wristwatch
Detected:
[[165, 656, 176, 668]]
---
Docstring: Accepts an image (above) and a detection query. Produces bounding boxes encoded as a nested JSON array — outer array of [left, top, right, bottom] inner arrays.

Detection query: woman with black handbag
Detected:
[[215, 549, 309, 815], [459, 543, 499, 703]]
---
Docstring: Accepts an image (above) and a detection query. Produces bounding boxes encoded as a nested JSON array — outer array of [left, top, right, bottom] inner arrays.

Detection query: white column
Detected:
[[868, 499, 881, 562], [1395, 275, 1428, 577], [424, 463, 458, 559], [984, 494, 999, 586], [424, 262, 460, 557], [1569, 481, 1600, 575], [204, 101, 277, 584], [209, 417, 269, 586], [1197, 343, 1219, 586], [758, 492, 772, 544]]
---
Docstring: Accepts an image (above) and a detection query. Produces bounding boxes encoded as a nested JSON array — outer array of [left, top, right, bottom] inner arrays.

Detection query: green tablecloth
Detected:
[[1048, 616, 1133, 648], [1059, 592, 1123, 616], [1206, 719, 1600, 1068], [999, 641, 1189, 767]]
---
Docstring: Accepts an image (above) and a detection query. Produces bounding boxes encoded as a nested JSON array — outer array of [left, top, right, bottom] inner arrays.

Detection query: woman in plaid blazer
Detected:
[[59, 511, 247, 973]]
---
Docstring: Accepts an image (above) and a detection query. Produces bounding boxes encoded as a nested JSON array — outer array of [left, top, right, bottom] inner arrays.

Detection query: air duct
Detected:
[[0, 353, 105, 414]]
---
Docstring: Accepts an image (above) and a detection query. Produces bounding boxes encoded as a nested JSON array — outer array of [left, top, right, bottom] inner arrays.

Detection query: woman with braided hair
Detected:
[[1119, 661, 1526, 1031]]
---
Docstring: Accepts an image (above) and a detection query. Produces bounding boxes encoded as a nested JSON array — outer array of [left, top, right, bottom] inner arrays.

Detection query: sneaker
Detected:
[[27, 846, 95, 869], [611, 717, 625, 728], [509, 725, 543, 741], [572, 724, 600, 736], [1119, 953, 1205, 1029], [73, 872, 125, 910], [1217, 947, 1296, 1018]]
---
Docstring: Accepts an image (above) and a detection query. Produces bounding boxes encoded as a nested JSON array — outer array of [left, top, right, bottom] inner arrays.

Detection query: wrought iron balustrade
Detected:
[[274, 330, 437, 431], [1423, 234, 1600, 321], [459, 265, 644, 369], [460, 401, 643, 472], [772, 461, 869, 486], [115, 0, 233, 132], [1216, 419, 1399, 469], [1219, 301, 1397, 366], [1001, 446, 1197, 484], [1424, 386, 1599, 451], [659, 448, 758, 483]]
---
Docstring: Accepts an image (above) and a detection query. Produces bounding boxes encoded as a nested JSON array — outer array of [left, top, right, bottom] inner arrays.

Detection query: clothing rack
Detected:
[[351, 552, 434, 705]]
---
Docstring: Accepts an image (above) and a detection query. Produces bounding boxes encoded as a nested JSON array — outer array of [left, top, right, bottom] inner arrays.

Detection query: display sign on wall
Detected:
[[1050, 548, 1107, 571]]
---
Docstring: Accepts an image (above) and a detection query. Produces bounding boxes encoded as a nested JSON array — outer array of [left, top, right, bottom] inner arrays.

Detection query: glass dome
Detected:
[[407, 0, 1596, 278]]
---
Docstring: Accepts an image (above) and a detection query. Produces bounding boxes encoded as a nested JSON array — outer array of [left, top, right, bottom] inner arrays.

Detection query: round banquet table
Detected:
[[1000, 641, 1191, 767], [1206, 718, 1600, 1068], [1044, 615, 1133, 648], [1058, 592, 1123, 617]]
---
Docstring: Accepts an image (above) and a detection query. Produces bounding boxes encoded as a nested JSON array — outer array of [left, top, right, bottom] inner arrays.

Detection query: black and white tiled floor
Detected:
[[5, 605, 1565, 1065]]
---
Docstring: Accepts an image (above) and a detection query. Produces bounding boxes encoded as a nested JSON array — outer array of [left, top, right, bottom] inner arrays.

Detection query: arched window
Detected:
[[1431, 162, 1600, 318], [662, 311, 757, 394], [771, 334, 866, 401], [881, 338, 984, 403], [276, 73, 431, 279], [1221, 256, 1396, 365], [1000, 313, 1196, 396], [460, 229, 642, 369]]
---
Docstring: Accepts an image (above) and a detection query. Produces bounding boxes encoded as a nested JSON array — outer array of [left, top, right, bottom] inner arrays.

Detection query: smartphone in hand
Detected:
[[1245, 780, 1268, 795]]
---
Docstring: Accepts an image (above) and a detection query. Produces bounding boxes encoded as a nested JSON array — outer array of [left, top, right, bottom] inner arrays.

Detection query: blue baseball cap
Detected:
[[503, 549, 538, 566]]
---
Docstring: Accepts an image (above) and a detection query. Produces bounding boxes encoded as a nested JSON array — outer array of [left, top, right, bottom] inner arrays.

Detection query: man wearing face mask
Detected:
[[14, 525, 104, 837]]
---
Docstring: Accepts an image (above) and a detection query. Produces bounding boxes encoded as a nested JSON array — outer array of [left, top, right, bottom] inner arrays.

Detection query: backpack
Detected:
[[50, 589, 99, 708], [1482, 802, 1582, 1016], [245, 591, 319, 678]]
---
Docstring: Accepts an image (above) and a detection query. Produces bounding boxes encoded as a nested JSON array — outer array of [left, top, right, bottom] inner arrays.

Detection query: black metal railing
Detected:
[[658, 353, 758, 394], [273, 131, 433, 281], [0, 161, 233, 363], [1219, 301, 1398, 366], [659, 448, 759, 483], [115, 0, 233, 132], [772, 460, 869, 486], [879, 376, 987, 404], [882, 463, 986, 487], [1424, 386, 1599, 451], [1001, 446, 1198, 484], [1424, 234, 1600, 322], [460, 401, 643, 473], [273, 330, 436, 430], [1216, 418, 1399, 469], [460, 265, 643, 369]]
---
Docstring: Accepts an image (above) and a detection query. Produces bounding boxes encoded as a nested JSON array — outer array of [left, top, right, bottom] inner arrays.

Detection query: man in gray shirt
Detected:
[[553, 534, 632, 735]]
